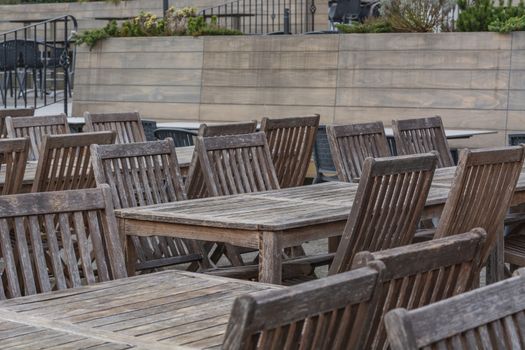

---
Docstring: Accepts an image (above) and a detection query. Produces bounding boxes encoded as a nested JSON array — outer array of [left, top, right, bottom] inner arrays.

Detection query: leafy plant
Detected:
[[489, 14, 525, 32], [336, 18, 393, 33], [379, 0, 457, 32], [456, 0, 525, 32]]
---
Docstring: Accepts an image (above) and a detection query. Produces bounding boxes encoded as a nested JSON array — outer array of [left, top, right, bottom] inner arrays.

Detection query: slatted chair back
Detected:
[[0, 108, 34, 138], [327, 121, 391, 182], [261, 115, 320, 188], [5, 114, 70, 161], [385, 267, 525, 350], [154, 128, 197, 147], [83, 111, 146, 144], [392, 116, 454, 168], [329, 153, 437, 275], [90, 139, 200, 269], [435, 146, 525, 263], [0, 186, 127, 300], [353, 229, 487, 350], [186, 121, 258, 200], [196, 132, 279, 197], [32, 131, 116, 193], [223, 264, 384, 350], [0, 138, 29, 195]]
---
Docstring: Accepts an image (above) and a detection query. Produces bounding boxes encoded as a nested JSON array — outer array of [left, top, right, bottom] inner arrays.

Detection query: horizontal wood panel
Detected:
[[75, 85, 201, 103], [336, 88, 508, 110], [75, 68, 202, 86], [203, 51, 338, 69], [337, 69, 509, 90], [78, 37, 204, 54], [76, 52, 203, 69], [203, 34, 339, 52], [201, 86, 335, 105], [202, 69, 337, 87]]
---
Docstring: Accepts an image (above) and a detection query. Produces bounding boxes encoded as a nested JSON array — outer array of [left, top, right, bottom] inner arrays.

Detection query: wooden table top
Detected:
[[116, 179, 452, 232], [0, 270, 280, 350], [0, 146, 195, 187]]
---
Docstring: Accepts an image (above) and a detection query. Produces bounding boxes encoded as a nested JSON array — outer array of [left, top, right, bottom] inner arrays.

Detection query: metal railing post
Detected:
[[283, 8, 291, 34]]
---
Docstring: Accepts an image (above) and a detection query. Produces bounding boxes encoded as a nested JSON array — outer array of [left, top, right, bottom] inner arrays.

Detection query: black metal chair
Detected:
[[313, 125, 338, 183], [141, 119, 157, 141], [1, 40, 43, 100], [509, 133, 525, 146], [0, 46, 19, 105], [154, 128, 197, 147]]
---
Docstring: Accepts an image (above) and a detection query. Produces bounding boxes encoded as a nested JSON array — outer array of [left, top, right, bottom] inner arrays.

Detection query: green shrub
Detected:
[[456, 0, 525, 32], [74, 6, 243, 49], [336, 18, 393, 33]]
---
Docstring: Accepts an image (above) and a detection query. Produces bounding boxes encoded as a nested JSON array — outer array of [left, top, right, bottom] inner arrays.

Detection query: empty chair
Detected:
[[0, 107, 34, 138], [0, 137, 29, 195], [154, 128, 197, 147], [91, 139, 203, 271], [312, 125, 338, 183], [32, 131, 116, 192], [223, 264, 382, 350], [354, 229, 487, 350], [5, 114, 70, 161], [0, 186, 127, 300], [385, 267, 525, 350], [84, 111, 146, 144], [392, 116, 454, 168], [327, 121, 391, 182], [261, 115, 320, 188], [329, 153, 437, 275], [185, 121, 258, 200], [433, 146, 525, 265]]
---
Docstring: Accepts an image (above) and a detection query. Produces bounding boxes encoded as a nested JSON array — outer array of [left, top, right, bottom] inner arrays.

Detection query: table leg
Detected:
[[125, 236, 137, 277], [259, 231, 282, 284], [486, 225, 505, 284]]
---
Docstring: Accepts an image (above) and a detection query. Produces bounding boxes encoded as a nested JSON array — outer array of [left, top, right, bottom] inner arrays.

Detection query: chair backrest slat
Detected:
[[32, 131, 116, 192], [196, 133, 279, 197], [353, 229, 487, 350], [327, 122, 391, 182], [261, 115, 320, 188], [185, 121, 258, 199], [392, 116, 454, 168], [385, 267, 525, 350], [84, 112, 146, 144], [329, 153, 437, 275], [223, 265, 383, 350], [91, 139, 198, 267], [0, 137, 29, 195], [435, 146, 525, 263], [0, 186, 127, 300], [5, 114, 70, 161], [0, 108, 34, 138]]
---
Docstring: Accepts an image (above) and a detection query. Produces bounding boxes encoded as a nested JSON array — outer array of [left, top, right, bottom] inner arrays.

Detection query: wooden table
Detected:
[[0, 270, 279, 350], [116, 180, 452, 284], [0, 146, 195, 189]]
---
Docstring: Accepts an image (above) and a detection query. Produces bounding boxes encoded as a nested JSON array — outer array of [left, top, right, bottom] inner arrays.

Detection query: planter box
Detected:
[[73, 32, 525, 148]]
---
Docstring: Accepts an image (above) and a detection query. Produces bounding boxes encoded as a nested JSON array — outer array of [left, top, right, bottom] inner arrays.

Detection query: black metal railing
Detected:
[[199, 0, 317, 34], [0, 15, 77, 114]]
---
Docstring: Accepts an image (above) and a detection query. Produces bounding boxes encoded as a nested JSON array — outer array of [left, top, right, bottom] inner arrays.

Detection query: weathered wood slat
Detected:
[[0, 137, 29, 195], [84, 111, 146, 144], [0, 108, 34, 138]]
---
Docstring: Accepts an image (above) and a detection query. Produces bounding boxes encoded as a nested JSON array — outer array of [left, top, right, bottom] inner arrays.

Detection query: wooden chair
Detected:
[[185, 121, 258, 200], [328, 153, 437, 275], [223, 264, 383, 350], [32, 131, 116, 192], [392, 116, 454, 168], [433, 146, 525, 265], [0, 185, 127, 300], [0, 137, 29, 195], [354, 229, 487, 350], [83, 111, 146, 144], [261, 115, 320, 188], [385, 267, 525, 350], [91, 139, 203, 271], [154, 128, 197, 147], [5, 114, 69, 161], [327, 121, 391, 182], [0, 107, 34, 138]]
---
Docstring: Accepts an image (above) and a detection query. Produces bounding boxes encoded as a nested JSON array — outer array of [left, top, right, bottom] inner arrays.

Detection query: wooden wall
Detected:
[[73, 32, 525, 148]]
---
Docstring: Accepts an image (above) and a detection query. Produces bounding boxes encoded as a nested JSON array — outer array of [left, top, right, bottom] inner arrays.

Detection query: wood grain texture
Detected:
[[84, 111, 146, 144], [0, 108, 34, 138], [0, 137, 29, 195]]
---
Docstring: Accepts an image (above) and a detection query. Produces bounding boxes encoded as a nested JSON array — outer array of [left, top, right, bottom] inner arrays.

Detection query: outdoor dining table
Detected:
[[0, 270, 280, 349], [116, 165, 525, 284]]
